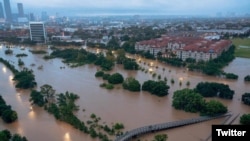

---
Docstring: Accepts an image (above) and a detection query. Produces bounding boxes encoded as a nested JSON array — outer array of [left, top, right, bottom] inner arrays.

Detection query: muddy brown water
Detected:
[[0, 45, 249, 141]]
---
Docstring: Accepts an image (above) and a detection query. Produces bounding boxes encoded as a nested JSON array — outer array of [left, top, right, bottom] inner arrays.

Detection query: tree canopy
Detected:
[[201, 100, 227, 116], [142, 80, 170, 97], [172, 89, 205, 113], [242, 93, 250, 105], [240, 114, 250, 125], [195, 82, 234, 99], [12, 68, 37, 89], [108, 73, 124, 84], [172, 89, 227, 116], [0, 95, 18, 123], [122, 77, 141, 92]]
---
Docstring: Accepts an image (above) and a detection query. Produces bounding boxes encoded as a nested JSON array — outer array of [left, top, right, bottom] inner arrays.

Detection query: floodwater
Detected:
[[0, 45, 249, 141]]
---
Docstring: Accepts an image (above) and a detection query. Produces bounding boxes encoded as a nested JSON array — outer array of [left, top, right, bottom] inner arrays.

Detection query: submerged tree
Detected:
[[40, 84, 56, 103]]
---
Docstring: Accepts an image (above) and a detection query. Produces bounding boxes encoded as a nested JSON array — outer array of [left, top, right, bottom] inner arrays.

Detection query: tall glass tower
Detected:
[[0, 2, 4, 19], [3, 0, 12, 22], [17, 3, 24, 17]]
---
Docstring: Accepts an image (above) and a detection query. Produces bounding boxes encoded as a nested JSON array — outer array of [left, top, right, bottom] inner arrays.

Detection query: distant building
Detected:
[[0, 3, 4, 19], [17, 3, 24, 17], [135, 36, 232, 61], [3, 0, 12, 22], [41, 11, 48, 21], [29, 22, 47, 43], [29, 13, 35, 21]]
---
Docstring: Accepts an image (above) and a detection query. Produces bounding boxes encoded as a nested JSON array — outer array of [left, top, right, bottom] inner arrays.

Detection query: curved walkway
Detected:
[[115, 113, 231, 141]]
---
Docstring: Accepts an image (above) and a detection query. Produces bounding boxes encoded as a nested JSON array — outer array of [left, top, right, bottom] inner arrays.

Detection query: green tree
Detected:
[[151, 81, 169, 97], [153, 134, 168, 141], [95, 71, 104, 77], [108, 73, 124, 84], [0, 130, 11, 141], [240, 114, 250, 125], [116, 49, 126, 64], [244, 75, 250, 82], [107, 36, 120, 49], [142, 80, 169, 97], [13, 68, 37, 89], [40, 84, 55, 103], [172, 89, 205, 113], [242, 93, 250, 105], [122, 77, 141, 92], [195, 82, 234, 99], [12, 134, 28, 141], [201, 100, 227, 116], [123, 58, 139, 70], [29, 90, 45, 107], [18, 58, 24, 66], [1, 110, 18, 123], [142, 80, 155, 92]]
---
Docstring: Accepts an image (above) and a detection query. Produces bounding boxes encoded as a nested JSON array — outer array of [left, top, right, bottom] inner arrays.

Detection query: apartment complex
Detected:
[[29, 22, 47, 43], [135, 36, 232, 61]]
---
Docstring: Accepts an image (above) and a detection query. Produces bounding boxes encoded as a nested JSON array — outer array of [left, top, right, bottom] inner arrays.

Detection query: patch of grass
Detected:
[[231, 38, 250, 58]]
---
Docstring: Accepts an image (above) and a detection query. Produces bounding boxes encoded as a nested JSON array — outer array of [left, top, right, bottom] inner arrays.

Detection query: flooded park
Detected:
[[0, 45, 250, 141]]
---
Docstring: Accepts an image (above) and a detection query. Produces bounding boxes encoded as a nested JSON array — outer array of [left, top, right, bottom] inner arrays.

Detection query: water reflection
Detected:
[[16, 93, 22, 103], [64, 132, 71, 141], [2, 66, 6, 73], [28, 111, 35, 119], [17, 127, 24, 135], [9, 75, 13, 86]]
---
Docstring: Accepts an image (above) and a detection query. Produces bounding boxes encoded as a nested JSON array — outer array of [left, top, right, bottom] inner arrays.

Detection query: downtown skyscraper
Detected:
[[0, 2, 4, 19], [3, 0, 12, 22], [17, 3, 24, 17]]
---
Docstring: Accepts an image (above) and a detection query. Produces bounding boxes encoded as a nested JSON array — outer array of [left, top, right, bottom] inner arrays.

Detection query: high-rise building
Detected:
[[0, 2, 4, 19], [3, 0, 12, 22], [29, 22, 47, 43], [41, 11, 48, 21], [29, 13, 35, 21], [17, 3, 24, 17]]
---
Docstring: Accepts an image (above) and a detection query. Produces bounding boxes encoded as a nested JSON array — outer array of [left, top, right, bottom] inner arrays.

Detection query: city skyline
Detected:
[[7, 0, 250, 16]]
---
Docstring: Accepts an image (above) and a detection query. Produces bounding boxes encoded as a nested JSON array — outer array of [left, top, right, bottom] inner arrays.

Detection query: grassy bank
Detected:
[[231, 38, 250, 58]]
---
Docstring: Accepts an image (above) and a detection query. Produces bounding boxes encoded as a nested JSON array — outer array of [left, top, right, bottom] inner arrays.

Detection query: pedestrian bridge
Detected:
[[115, 113, 231, 141]]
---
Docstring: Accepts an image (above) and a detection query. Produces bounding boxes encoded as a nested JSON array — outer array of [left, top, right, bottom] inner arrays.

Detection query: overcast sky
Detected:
[[7, 0, 250, 16]]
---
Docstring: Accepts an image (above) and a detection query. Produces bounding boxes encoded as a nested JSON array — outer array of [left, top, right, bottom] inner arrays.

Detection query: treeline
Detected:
[[188, 45, 236, 76], [195, 82, 235, 99], [51, 41, 82, 46], [158, 45, 236, 76], [44, 48, 114, 70], [0, 58, 37, 89], [116, 49, 139, 70], [171, 81, 236, 116], [172, 89, 228, 116], [30, 84, 124, 141], [0, 57, 19, 74], [45, 48, 139, 71], [0, 129, 28, 141], [95, 71, 170, 97], [0, 95, 18, 123]]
